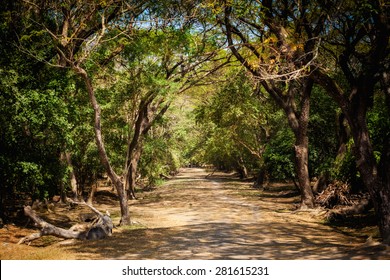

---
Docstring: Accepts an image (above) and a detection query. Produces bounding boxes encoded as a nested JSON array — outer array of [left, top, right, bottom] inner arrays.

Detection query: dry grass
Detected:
[[0, 225, 76, 259]]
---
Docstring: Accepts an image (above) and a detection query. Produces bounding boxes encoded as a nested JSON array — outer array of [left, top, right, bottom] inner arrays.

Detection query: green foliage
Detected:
[[263, 127, 295, 181], [86, 27, 195, 187], [308, 86, 339, 176], [367, 93, 390, 157], [330, 140, 358, 182], [0, 67, 71, 200], [138, 112, 185, 186], [193, 70, 272, 174]]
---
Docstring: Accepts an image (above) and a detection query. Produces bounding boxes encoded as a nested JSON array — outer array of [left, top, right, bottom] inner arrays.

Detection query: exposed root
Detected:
[[325, 198, 372, 221]]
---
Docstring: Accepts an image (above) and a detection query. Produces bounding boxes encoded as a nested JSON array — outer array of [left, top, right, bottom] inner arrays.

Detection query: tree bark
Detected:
[[253, 169, 269, 189], [285, 80, 315, 208], [326, 197, 372, 221], [74, 66, 130, 225], [64, 151, 80, 201], [86, 179, 98, 206], [237, 157, 248, 179], [126, 145, 142, 199], [124, 97, 150, 199], [353, 127, 390, 244], [312, 171, 329, 194], [294, 135, 314, 208], [378, 69, 390, 244]]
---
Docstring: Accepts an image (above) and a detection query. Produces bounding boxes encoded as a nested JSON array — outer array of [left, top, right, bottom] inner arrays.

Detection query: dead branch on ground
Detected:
[[18, 200, 113, 245]]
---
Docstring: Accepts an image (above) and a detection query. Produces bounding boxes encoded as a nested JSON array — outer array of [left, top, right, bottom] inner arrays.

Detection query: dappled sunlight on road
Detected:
[[63, 168, 390, 260]]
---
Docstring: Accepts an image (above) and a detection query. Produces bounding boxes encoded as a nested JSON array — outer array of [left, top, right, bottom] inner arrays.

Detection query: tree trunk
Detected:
[[237, 157, 248, 179], [86, 179, 98, 205], [124, 96, 169, 199], [378, 142, 390, 244], [64, 151, 80, 201], [326, 197, 372, 221], [336, 113, 351, 157], [346, 80, 390, 244], [75, 66, 130, 226], [353, 127, 390, 244], [287, 80, 315, 208], [378, 70, 390, 244], [123, 97, 150, 199], [312, 171, 329, 194], [350, 109, 390, 244], [294, 135, 315, 208], [253, 169, 268, 189], [126, 146, 142, 199]]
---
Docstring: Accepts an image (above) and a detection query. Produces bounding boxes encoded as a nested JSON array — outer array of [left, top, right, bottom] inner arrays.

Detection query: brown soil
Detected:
[[1, 168, 390, 260]]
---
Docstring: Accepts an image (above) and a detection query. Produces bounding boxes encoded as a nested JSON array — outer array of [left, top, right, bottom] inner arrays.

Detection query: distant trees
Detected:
[[194, 69, 277, 181], [205, 0, 327, 208]]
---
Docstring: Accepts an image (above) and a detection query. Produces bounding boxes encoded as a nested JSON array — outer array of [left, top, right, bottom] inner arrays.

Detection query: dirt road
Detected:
[[63, 168, 390, 259]]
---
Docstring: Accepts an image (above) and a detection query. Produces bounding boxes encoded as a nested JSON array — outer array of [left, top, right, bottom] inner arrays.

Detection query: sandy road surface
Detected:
[[63, 168, 390, 259]]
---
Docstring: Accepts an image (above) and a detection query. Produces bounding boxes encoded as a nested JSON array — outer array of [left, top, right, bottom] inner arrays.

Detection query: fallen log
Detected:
[[17, 206, 86, 244], [18, 201, 113, 245]]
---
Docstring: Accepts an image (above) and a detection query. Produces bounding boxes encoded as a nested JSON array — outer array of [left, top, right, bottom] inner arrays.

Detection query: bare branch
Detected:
[[66, 198, 105, 217]]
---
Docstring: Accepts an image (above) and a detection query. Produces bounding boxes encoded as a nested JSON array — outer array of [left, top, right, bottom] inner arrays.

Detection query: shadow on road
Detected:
[[65, 220, 385, 260]]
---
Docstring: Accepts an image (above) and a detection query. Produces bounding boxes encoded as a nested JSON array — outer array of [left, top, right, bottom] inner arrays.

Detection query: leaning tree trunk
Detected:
[[75, 66, 130, 225]]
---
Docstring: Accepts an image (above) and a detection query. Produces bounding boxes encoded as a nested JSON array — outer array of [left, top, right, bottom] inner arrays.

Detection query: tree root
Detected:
[[325, 197, 372, 221]]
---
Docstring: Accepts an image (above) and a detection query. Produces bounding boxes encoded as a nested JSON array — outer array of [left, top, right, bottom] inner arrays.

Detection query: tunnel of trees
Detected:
[[0, 0, 389, 243]]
